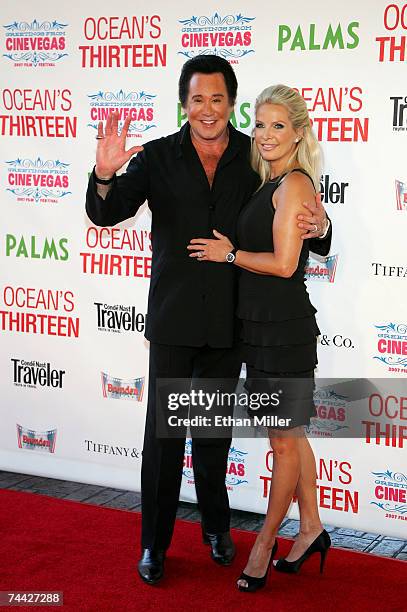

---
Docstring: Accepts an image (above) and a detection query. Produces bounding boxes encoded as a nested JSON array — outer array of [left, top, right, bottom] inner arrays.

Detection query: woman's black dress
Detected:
[[236, 169, 319, 427]]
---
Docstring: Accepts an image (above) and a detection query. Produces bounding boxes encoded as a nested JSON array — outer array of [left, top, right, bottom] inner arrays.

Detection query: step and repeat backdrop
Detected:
[[1, 1, 406, 537]]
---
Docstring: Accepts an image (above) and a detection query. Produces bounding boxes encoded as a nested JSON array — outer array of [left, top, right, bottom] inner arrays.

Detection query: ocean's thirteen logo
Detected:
[[374, 323, 407, 373], [376, 3, 407, 62], [87, 90, 156, 138], [94, 302, 145, 333], [183, 440, 248, 488], [101, 372, 145, 401], [178, 13, 255, 62], [396, 179, 407, 211], [307, 389, 349, 437], [3, 20, 68, 67], [305, 254, 338, 282], [5, 158, 71, 204], [79, 15, 166, 69], [17, 424, 57, 453], [12, 358, 65, 389], [0, 285, 79, 338], [371, 470, 407, 519]]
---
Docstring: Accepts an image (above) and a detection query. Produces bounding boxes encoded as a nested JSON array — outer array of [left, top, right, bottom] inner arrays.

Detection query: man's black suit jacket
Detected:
[[86, 122, 332, 348]]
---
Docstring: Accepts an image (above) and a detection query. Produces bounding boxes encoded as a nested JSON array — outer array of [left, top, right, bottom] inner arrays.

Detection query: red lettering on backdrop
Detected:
[[292, 86, 369, 142], [0, 286, 78, 337], [79, 15, 166, 68], [0, 89, 77, 137], [259, 455, 359, 512], [81, 227, 152, 278], [376, 3, 407, 61], [362, 393, 407, 448]]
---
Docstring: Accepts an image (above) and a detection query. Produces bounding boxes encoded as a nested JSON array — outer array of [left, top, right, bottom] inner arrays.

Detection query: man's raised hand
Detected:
[[95, 111, 144, 179]]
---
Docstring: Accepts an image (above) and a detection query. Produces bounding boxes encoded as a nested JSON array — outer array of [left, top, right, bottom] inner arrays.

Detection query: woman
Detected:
[[187, 84, 331, 592]]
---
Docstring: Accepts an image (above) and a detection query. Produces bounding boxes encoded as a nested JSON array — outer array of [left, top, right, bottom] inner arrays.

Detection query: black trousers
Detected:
[[140, 342, 242, 550]]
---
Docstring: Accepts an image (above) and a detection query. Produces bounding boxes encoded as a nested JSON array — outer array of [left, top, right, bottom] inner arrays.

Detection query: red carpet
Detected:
[[0, 490, 405, 612]]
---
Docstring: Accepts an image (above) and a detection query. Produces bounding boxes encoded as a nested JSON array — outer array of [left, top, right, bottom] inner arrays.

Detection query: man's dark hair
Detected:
[[178, 55, 238, 107]]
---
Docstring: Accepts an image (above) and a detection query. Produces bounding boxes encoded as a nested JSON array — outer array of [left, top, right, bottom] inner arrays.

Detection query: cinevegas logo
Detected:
[[12, 358, 65, 389], [87, 90, 156, 138], [101, 372, 145, 401], [307, 389, 349, 438], [183, 439, 248, 488], [94, 302, 145, 333], [3, 19, 68, 68], [396, 180, 407, 211], [17, 424, 57, 453], [6, 158, 71, 204], [374, 323, 407, 372], [370, 470, 407, 519], [305, 254, 338, 282], [178, 13, 255, 62]]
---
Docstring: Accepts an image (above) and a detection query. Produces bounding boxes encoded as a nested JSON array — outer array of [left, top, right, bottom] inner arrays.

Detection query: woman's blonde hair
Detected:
[[251, 84, 322, 190]]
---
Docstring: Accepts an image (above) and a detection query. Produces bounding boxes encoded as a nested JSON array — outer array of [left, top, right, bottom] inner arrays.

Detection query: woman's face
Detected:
[[254, 103, 301, 175]]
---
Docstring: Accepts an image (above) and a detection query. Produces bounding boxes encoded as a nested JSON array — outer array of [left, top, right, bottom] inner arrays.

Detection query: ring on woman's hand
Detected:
[[95, 135, 105, 140], [312, 224, 318, 233], [197, 251, 204, 258]]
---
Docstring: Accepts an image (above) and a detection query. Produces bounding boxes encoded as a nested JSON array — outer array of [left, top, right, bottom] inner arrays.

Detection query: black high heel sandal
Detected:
[[237, 540, 278, 593], [274, 529, 331, 574]]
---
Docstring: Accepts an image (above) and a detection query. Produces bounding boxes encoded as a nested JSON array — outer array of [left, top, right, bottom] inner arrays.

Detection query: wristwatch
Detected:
[[226, 248, 237, 263]]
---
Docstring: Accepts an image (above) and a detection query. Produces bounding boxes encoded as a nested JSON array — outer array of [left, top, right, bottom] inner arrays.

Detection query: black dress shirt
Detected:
[[86, 122, 331, 348]]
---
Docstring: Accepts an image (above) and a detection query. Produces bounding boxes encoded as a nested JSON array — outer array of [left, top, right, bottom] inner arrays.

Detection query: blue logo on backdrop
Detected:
[[5, 158, 71, 204], [307, 389, 349, 437], [178, 13, 255, 61], [3, 20, 68, 67], [183, 440, 248, 487], [87, 90, 157, 137], [374, 323, 407, 371], [371, 470, 407, 516]]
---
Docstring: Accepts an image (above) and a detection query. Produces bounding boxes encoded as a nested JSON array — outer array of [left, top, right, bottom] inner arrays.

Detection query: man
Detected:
[[86, 55, 331, 585]]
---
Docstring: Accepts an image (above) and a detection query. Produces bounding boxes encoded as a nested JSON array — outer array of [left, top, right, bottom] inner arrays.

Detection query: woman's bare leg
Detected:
[[237, 427, 302, 585], [283, 436, 324, 561]]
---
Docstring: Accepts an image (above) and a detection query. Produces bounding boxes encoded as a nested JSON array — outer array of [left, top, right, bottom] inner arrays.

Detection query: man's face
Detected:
[[184, 72, 234, 141]]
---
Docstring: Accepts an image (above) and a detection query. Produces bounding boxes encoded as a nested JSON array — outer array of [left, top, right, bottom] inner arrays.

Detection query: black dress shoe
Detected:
[[202, 530, 236, 565], [137, 548, 165, 585]]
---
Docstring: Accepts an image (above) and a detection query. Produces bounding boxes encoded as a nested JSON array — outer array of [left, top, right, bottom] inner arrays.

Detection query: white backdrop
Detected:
[[1, 0, 406, 538]]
